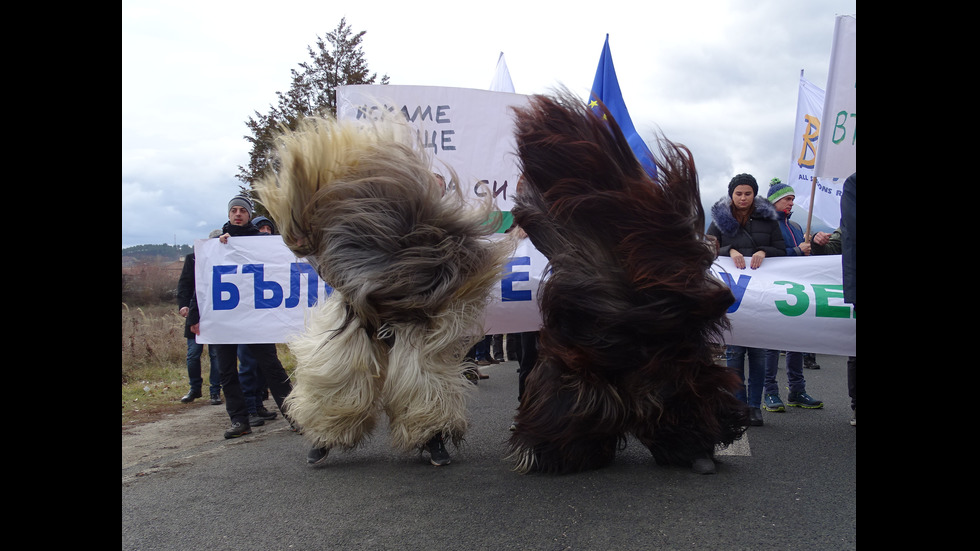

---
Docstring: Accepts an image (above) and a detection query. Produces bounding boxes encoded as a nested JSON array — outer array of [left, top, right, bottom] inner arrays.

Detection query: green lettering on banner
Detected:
[[773, 280, 854, 319], [812, 284, 853, 318], [773, 281, 808, 317]]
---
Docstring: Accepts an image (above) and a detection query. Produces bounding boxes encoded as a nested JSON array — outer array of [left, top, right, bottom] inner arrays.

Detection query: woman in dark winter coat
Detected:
[[707, 173, 786, 268], [706, 173, 786, 426]]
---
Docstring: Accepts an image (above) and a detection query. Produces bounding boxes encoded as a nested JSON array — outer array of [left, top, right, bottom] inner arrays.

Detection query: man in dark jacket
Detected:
[[177, 231, 222, 405], [840, 173, 856, 426], [196, 195, 295, 439]]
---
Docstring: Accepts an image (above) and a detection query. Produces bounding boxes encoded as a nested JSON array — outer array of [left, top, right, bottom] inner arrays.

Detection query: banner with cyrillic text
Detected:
[[195, 236, 854, 356], [335, 84, 530, 212], [711, 255, 854, 356]]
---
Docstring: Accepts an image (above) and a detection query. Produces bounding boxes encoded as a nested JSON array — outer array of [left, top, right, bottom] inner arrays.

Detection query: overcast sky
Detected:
[[122, 0, 856, 248]]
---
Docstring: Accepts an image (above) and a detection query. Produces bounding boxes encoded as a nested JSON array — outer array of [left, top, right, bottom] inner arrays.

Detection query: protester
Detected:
[[192, 195, 295, 439], [807, 226, 843, 367], [503, 225, 536, 429], [707, 173, 787, 426], [491, 334, 505, 363], [253, 215, 276, 235], [177, 231, 222, 406], [761, 179, 823, 413], [811, 226, 842, 255], [236, 343, 278, 427], [241, 214, 284, 426], [465, 336, 493, 381], [840, 173, 856, 426]]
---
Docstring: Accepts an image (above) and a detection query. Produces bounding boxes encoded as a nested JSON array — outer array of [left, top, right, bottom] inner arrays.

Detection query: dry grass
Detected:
[[121, 301, 296, 427], [121, 303, 195, 426]]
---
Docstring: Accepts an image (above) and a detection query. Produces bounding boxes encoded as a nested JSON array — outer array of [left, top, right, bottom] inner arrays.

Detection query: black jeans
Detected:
[[215, 343, 292, 425]]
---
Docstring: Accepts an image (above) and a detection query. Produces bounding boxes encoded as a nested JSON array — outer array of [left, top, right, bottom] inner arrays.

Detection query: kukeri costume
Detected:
[[507, 90, 748, 474], [254, 115, 513, 465]]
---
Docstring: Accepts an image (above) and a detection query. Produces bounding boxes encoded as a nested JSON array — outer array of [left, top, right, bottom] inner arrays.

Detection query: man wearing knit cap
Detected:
[[219, 195, 255, 241], [196, 194, 296, 438], [766, 179, 811, 257], [252, 216, 277, 235], [761, 178, 823, 413]]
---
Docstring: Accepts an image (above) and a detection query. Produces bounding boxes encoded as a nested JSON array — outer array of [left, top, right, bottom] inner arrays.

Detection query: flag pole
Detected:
[[801, 69, 816, 243]]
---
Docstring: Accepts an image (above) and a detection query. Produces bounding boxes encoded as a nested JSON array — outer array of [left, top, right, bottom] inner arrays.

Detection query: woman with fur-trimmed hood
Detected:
[[706, 174, 786, 268], [706, 173, 785, 427]]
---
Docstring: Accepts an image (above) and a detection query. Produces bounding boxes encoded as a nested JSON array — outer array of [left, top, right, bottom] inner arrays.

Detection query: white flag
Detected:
[[812, 15, 856, 180], [489, 52, 515, 93], [789, 74, 843, 229]]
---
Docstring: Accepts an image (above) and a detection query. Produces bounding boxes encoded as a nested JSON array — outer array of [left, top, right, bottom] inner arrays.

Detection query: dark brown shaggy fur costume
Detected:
[[507, 89, 748, 474]]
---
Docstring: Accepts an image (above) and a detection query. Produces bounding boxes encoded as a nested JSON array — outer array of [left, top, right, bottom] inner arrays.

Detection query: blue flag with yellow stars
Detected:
[[590, 34, 657, 179]]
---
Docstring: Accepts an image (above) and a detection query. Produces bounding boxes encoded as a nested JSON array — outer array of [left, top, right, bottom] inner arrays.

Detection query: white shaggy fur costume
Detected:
[[254, 114, 512, 454]]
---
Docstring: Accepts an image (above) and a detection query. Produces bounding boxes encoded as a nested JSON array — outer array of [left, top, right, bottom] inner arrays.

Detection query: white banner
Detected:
[[789, 75, 844, 229], [336, 84, 530, 212], [195, 236, 854, 356], [812, 15, 857, 181], [711, 255, 855, 356]]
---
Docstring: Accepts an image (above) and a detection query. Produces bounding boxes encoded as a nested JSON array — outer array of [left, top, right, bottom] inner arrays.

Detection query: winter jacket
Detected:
[[811, 227, 843, 256], [841, 173, 855, 305], [706, 196, 786, 259], [774, 210, 806, 256], [177, 253, 200, 339], [221, 220, 260, 237]]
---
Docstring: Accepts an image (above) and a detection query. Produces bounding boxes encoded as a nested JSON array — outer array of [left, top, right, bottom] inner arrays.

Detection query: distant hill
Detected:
[[122, 244, 193, 266]]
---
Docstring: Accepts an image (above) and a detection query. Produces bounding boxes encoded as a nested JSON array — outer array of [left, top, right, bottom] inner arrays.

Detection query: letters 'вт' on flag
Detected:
[[589, 34, 657, 178]]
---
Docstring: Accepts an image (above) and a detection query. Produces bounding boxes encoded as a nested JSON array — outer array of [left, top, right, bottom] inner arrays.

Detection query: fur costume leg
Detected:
[[281, 293, 385, 450], [254, 113, 514, 459], [507, 89, 748, 474], [382, 321, 472, 452]]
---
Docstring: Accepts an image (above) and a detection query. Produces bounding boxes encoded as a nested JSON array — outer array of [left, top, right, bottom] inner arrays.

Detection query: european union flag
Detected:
[[590, 34, 657, 179]]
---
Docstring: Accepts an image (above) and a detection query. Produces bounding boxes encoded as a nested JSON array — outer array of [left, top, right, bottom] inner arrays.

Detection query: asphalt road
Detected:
[[122, 354, 855, 550]]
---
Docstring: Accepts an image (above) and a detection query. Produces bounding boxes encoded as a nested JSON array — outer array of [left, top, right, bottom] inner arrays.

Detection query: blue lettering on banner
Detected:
[[212, 264, 334, 311], [501, 257, 532, 302], [717, 272, 751, 314], [285, 263, 321, 308], [212, 265, 241, 310], [243, 264, 283, 309]]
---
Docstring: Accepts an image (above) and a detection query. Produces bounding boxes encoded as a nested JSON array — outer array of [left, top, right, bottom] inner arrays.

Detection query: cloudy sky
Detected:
[[122, 0, 856, 248]]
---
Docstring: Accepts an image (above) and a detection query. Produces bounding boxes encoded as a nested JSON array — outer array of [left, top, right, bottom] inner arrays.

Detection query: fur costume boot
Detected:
[[507, 89, 748, 474], [254, 114, 514, 456]]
